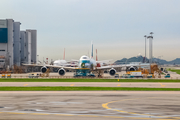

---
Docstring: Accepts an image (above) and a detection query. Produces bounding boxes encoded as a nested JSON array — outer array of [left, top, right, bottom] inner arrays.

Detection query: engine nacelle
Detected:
[[58, 68, 66, 76], [128, 66, 138, 71], [41, 66, 47, 73], [109, 68, 116, 76]]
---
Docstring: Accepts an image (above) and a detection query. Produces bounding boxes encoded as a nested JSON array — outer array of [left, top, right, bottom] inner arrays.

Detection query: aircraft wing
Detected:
[[23, 64, 78, 70], [48, 65, 78, 70], [96, 65, 126, 70], [22, 63, 45, 67], [96, 60, 113, 64], [96, 64, 150, 70]]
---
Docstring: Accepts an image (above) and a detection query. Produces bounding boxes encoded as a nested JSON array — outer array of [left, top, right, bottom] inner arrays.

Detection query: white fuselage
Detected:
[[53, 60, 67, 66], [78, 55, 97, 69], [53, 55, 99, 69]]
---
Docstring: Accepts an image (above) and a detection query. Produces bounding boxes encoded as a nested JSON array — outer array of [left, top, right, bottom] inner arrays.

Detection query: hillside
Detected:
[[114, 56, 180, 65]]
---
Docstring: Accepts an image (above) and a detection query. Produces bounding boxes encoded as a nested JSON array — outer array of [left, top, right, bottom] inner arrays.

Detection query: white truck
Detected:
[[130, 71, 143, 78]]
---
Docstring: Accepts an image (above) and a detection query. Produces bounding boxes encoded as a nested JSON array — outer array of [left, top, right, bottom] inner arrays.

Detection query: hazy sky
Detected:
[[0, 0, 180, 61]]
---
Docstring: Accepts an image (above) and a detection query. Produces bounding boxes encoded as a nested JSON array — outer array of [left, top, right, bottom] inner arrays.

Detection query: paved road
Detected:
[[0, 91, 180, 120], [0, 82, 180, 88]]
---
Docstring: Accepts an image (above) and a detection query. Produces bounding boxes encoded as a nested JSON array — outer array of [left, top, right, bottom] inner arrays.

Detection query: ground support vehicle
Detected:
[[164, 74, 170, 78], [147, 74, 152, 78], [6, 74, 11, 78], [114, 74, 119, 78], [1, 74, 5, 78], [130, 71, 143, 78], [121, 74, 134, 78], [74, 69, 95, 78], [29, 73, 40, 78]]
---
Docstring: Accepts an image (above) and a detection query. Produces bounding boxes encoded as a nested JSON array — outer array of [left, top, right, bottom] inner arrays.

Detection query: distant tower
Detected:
[[144, 35, 147, 63], [147, 35, 153, 64]]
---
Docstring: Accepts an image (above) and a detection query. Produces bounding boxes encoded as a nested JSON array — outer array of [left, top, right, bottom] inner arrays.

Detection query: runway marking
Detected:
[[23, 84, 28, 86], [130, 117, 151, 119], [70, 84, 74, 86], [156, 119, 176, 120], [117, 84, 121, 86], [159, 83, 166, 87], [78, 115, 98, 117], [102, 97, 174, 119], [8, 112, 25, 115], [31, 113, 49, 115], [55, 114, 74, 116], [103, 116, 123, 118]]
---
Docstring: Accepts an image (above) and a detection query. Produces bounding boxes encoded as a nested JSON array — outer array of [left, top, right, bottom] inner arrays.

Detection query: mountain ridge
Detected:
[[114, 56, 180, 65]]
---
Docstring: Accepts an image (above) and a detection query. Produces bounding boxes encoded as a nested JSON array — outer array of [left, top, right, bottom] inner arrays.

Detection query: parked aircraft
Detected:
[[24, 43, 149, 76]]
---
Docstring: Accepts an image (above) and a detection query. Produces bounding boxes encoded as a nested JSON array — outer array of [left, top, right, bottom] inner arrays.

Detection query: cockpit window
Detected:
[[83, 57, 87, 59]]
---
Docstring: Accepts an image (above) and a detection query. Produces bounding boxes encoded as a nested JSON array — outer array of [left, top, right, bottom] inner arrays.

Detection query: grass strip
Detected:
[[0, 87, 180, 91], [168, 69, 180, 75], [0, 78, 180, 82]]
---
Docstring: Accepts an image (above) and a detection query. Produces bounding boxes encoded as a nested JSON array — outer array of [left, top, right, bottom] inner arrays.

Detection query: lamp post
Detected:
[[144, 35, 147, 63], [150, 32, 154, 36]]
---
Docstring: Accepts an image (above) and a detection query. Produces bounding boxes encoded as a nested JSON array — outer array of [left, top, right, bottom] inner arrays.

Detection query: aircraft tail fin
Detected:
[[96, 49, 98, 61]]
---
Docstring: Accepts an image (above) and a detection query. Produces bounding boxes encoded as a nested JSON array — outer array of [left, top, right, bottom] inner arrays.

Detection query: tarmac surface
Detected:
[[3, 71, 180, 79], [0, 91, 180, 120], [0, 82, 180, 88]]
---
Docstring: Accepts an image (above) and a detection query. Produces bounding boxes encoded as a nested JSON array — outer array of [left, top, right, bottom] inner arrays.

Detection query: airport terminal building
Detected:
[[0, 19, 37, 70]]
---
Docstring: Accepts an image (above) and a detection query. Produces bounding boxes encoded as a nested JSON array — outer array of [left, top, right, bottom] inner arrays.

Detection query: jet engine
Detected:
[[127, 66, 138, 71], [41, 66, 47, 73], [109, 68, 116, 76], [58, 68, 66, 76]]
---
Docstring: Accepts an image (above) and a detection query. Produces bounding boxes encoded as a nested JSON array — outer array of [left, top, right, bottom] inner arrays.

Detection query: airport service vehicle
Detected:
[[1, 74, 6, 78], [123, 71, 143, 78], [74, 69, 95, 77], [114, 74, 119, 78], [129, 71, 143, 78], [121, 74, 132, 78], [147, 74, 153, 78], [28, 73, 40, 78], [164, 74, 170, 78]]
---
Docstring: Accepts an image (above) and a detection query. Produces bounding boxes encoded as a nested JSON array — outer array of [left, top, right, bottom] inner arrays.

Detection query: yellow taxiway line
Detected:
[[159, 82, 166, 87], [102, 97, 180, 120], [23, 84, 28, 86]]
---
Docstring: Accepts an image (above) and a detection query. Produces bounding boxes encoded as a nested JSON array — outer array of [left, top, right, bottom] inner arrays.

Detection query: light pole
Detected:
[[150, 32, 154, 36], [144, 35, 147, 63]]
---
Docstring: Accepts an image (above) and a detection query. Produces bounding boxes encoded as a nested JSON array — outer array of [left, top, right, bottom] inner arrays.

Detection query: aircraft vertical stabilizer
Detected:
[[96, 49, 98, 61]]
